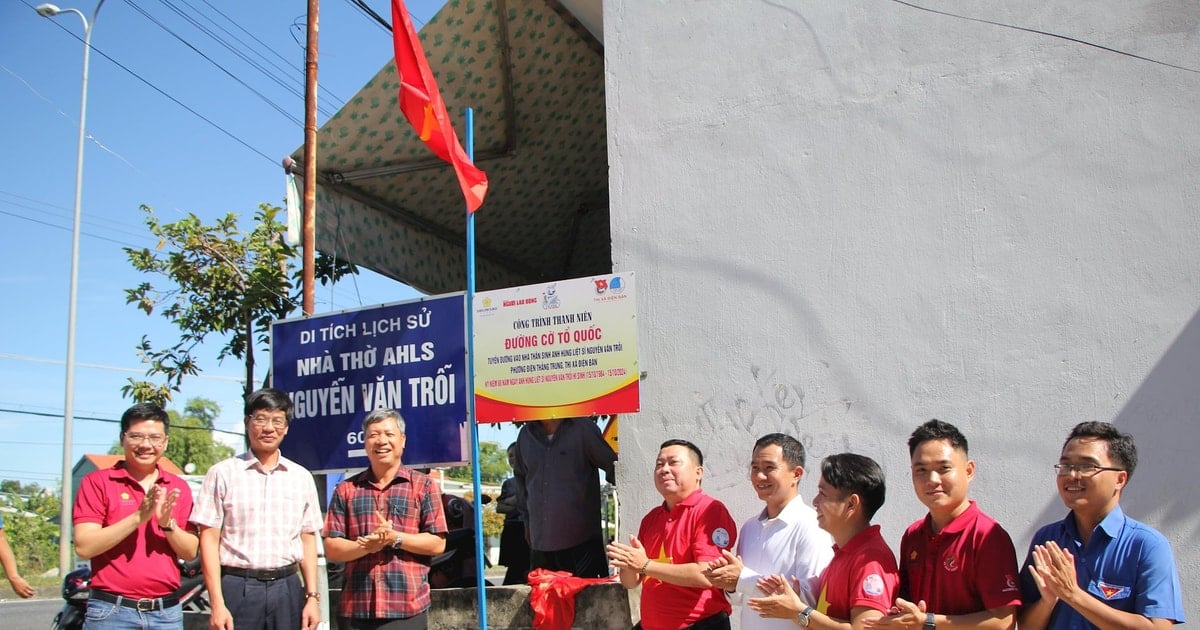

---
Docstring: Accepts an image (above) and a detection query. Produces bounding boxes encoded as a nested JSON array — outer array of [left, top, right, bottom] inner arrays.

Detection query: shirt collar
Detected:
[[759, 493, 808, 525], [1063, 504, 1126, 542], [662, 488, 706, 513], [921, 500, 980, 536], [834, 524, 882, 555], [106, 459, 172, 486], [238, 450, 290, 472], [355, 465, 415, 487]]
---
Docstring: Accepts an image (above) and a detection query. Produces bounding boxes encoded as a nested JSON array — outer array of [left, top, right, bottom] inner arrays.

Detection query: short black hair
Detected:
[[821, 453, 887, 520], [907, 419, 969, 457], [120, 403, 170, 434], [660, 439, 704, 466], [244, 387, 293, 422], [754, 433, 806, 469], [1065, 421, 1138, 478]]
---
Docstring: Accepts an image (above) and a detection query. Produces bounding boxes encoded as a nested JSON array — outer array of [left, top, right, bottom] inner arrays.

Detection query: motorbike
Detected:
[[427, 493, 494, 588], [52, 557, 209, 630], [50, 566, 89, 630]]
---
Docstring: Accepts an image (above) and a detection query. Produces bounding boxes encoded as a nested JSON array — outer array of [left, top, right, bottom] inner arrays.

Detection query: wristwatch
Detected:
[[161, 518, 177, 532], [390, 532, 404, 550], [796, 605, 814, 627], [924, 612, 936, 630]]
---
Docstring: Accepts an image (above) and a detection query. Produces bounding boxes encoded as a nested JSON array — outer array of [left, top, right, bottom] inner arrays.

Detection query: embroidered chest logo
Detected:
[[119, 492, 132, 502], [942, 554, 960, 572], [1096, 580, 1130, 600]]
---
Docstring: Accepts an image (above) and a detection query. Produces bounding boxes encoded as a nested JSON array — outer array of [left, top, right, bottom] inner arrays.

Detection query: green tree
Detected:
[[444, 441, 509, 484], [107, 397, 235, 475], [0, 480, 60, 575], [123, 203, 357, 405]]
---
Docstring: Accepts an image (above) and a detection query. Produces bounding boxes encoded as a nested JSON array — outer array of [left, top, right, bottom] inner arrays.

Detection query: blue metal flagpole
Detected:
[[464, 107, 489, 628]]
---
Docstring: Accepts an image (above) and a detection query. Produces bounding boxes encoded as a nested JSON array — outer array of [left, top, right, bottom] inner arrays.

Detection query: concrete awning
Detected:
[[293, 0, 608, 295]]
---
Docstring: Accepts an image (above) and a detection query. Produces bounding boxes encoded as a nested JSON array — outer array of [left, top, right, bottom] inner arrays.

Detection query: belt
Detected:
[[221, 563, 299, 581], [90, 589, 179, 611]]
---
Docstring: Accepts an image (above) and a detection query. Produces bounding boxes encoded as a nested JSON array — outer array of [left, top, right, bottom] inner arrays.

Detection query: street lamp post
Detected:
[[35, 0, 106, 578]]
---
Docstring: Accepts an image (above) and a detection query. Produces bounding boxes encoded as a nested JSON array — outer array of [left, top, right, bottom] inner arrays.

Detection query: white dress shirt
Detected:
[[731, 494, 834, 630]]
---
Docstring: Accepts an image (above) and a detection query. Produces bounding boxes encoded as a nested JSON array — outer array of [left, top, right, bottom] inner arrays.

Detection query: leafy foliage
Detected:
[[443, 441, 509, 485], [0, 480, 60, 575], [481, 501, 504, 541], [123, 203, 356, 405]]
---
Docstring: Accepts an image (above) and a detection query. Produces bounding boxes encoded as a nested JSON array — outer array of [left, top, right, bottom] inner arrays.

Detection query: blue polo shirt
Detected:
[[1020, 506, 1185, 627]]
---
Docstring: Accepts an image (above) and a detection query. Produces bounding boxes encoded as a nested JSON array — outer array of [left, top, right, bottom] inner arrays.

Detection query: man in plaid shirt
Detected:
[[325, 409, 448, 629]]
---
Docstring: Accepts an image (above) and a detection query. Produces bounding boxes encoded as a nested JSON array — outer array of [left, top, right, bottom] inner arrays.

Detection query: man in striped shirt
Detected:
[[194, 388, 323, 630]]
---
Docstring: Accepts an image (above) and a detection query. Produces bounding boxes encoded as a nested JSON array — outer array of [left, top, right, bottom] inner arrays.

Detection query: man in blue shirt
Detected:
[[1020, 421, 1185, 629]]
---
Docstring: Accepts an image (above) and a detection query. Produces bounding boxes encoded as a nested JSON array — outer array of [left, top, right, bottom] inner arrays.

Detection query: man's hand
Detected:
[[606, 535, 649, 573], [7, 574, 34, 598], [353, 509, 398, 553], [703, 549, 743, 591], [156, 488, 181, 528], [208, 604, 235, 630], [371, 509, 394, 537], [1031, 542, 1078, 606], [863, 598, 927, 630], [747, 574, 806, 619], [138, 486, 161, 524], [302, 596, 320, 630]]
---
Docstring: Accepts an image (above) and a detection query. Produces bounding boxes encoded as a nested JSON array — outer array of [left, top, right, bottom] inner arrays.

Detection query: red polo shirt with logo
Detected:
[[637, 489, 737, 630], [815, 524, 898, 618], [899, 501, 1021, 614], [74, 462, 194, 598]]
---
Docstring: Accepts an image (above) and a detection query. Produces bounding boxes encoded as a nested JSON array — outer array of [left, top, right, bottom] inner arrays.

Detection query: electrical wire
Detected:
[[889, 0, 1200, 74], [120, 0, 306, 126]]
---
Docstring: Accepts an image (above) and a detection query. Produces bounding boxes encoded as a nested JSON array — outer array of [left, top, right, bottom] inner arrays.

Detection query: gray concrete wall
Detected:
[[428, 582, 632, 629], [605, 0, 1199, 620]]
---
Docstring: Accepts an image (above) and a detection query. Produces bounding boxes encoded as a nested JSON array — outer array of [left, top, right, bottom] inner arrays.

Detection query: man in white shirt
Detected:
[[705, 433, 834, 629]]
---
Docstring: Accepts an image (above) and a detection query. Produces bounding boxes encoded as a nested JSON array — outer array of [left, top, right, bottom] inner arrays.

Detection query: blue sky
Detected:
[[0, 0, 515, 488]]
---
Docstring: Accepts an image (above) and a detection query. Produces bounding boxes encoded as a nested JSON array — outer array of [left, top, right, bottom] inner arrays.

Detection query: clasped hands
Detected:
[[356, 510, 400, 553], [137, 485, 181, 529], [701, 551, 805, 619]]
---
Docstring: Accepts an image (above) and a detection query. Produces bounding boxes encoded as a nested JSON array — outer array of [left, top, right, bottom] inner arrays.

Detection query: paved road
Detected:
[[0, 597, 64, 629]]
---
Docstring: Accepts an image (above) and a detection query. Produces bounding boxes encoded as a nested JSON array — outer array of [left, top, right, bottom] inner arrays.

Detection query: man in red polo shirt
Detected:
[[73, 403, 198, 628], [866, 420, 1020, 630], [748, 452, 899, 628], [608, 439, 738, 630]]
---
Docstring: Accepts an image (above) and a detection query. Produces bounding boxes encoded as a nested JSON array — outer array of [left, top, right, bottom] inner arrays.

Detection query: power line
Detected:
[[0, 353, 252, 383], [149, 0, 338, 119], [120, 0, 305, 126], [186, 0, 348, 109], [24, 0, 279, 166], [0, 206, 139, 248], [889, 0, 1200, 74], [0, 193, 155, 242], [0, 406, 246, 438], [341, 0, 393, 32]]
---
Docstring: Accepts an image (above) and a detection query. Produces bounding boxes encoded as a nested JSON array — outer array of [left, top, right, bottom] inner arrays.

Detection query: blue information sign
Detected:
[[271, 294, 467, 472]]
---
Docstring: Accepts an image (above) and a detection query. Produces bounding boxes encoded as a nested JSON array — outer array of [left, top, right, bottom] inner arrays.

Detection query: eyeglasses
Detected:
[[124, 432, 166, 446], [1053, 463, 1124, 477], [248, 414, 288, 429]]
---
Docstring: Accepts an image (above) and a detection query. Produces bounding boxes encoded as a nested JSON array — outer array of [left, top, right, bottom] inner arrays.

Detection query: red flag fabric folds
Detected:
[[391, 0, 488, 212]]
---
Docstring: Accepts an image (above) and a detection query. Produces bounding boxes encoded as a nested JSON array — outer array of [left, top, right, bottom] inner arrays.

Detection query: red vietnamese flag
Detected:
[[391, 0, 488, 212]]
